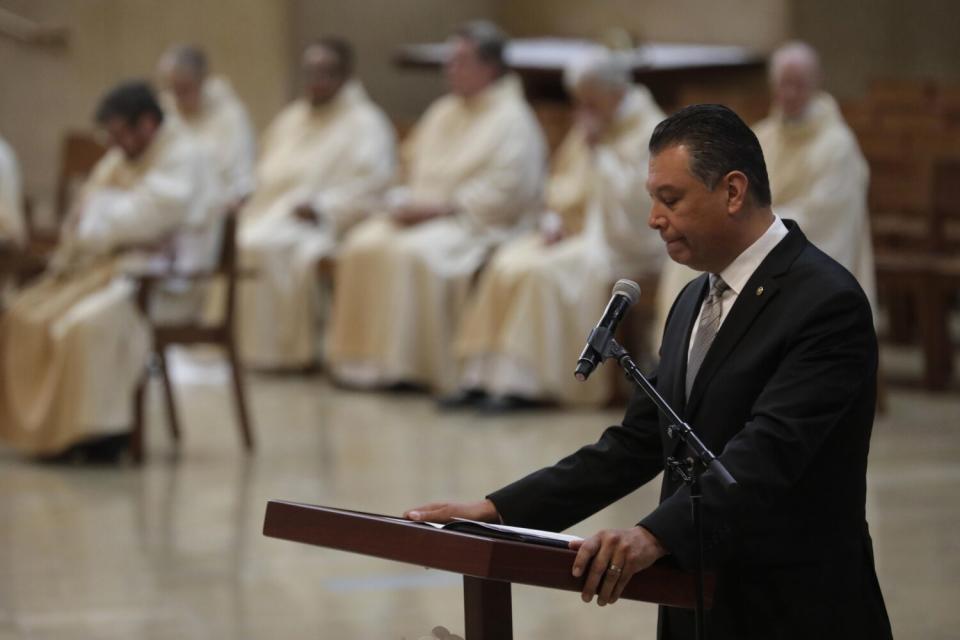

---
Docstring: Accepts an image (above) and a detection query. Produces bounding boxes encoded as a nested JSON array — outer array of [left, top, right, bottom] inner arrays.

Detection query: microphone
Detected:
[[574, 279, 641, 381]]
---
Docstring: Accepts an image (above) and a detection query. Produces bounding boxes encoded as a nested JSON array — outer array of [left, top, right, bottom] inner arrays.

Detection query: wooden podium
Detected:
[[263, 500, 714, 639]]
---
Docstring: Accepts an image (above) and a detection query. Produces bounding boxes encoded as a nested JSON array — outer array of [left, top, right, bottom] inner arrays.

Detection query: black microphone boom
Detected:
[[574, 279, 641, 381]]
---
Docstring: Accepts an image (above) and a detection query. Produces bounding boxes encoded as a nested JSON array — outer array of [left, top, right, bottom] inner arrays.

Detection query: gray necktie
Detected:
[[686, 275, 730, 398]]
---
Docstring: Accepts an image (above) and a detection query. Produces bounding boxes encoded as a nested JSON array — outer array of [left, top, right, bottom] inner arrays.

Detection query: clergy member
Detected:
[[448, 50, 665, 410], [653, 41, 877, 346], [158, 44, 257, 205], [0, 81, 221, 460], [325, 21, 546, 392], [236, 38, 396, 369], [753, 41, 876, 310]]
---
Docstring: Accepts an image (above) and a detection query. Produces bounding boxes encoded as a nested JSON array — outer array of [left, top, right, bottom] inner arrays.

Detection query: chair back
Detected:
[[55, 131, 108, 223]]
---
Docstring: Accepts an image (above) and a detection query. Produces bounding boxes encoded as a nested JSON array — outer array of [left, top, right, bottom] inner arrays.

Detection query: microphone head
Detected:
[[612, 279, 641, 305]]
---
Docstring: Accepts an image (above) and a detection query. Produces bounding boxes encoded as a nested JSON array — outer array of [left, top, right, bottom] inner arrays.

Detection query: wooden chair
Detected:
[[874, 157, 960, 389], [55, 132, 108, 223], [21, 132, 107, 255], [131, 208, 255, 462]]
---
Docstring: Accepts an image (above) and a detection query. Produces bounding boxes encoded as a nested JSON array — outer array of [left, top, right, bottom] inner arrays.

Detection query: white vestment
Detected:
[[0, 125, 220, 456], [325, 75, 546, 391], [456, 87, 666, 405], [162, 75, 257, 203], [236, 82, 396, 368], [755, 92, 876, 312]]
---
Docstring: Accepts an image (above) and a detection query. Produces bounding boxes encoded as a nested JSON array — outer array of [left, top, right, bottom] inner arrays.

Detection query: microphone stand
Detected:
[[599, 338, 737, 640]]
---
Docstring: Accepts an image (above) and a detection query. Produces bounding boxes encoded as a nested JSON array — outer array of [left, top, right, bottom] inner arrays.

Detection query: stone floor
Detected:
[[0, 349, 957, 639]]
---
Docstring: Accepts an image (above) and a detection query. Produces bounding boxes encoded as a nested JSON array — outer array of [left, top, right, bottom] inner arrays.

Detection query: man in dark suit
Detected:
[[406, 104, 892, 639]]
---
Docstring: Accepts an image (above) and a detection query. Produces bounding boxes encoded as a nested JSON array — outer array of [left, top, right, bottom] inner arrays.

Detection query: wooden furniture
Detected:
[[263, 501, 714, 640], [873, 157, 960, 389], [849, 79, 960, 389], [23, 132, 107, 255], [131, 209, 254, 462]]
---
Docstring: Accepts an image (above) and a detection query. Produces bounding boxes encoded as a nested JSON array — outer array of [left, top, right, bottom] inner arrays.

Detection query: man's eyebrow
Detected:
[[654, 186, 679, 195]]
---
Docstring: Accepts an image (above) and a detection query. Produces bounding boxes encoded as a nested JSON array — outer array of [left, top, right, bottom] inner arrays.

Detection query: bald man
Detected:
[[236, 38, 396, 369], [654, 42, 876, 341], [158, 44, 256, 204], [325, 21, 546, 392], [450, 50, 665, 410], [753, 41, 876, 311]]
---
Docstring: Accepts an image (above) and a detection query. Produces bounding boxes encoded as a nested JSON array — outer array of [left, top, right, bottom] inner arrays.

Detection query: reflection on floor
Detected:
[[0, 350, 957, 639]]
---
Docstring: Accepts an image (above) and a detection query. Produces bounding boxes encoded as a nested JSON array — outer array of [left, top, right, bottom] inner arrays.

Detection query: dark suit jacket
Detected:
[[488, 221, 892, 640]]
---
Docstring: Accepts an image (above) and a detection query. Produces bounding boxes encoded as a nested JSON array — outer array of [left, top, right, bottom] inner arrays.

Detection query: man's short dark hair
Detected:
[[455, 20, 508, 73], [310, 36, 354, 78], [94, 80, 164, 127], [649, 104, 772, 207]]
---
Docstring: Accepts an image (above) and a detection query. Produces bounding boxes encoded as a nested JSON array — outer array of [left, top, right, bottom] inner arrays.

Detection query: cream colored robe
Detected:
[[162, 75, 257, 203], [0, 125, 220, 456], [325, 75, 546, 391], [455, 87, 666, 405], [754, 92, 877, 312], [236, 82, 396, 368], [0, 134, 25, 245]]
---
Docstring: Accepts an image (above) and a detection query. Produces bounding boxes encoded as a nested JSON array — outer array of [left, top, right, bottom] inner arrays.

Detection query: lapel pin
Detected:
[[756, 286, 764, 297]]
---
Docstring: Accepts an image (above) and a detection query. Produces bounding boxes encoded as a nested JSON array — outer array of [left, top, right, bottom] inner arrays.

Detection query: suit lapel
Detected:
[[659, 274, 709, 417], [685, 222, 808, 416]]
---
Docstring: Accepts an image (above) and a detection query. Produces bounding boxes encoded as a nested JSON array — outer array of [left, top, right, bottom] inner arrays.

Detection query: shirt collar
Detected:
[[716, 215, 788, 296]]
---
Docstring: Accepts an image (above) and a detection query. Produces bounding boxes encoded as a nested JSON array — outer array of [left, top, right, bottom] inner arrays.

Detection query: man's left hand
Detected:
[[569, 526, 668, 606]]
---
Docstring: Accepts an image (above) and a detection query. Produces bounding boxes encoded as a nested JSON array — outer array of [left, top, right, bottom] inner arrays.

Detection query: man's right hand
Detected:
[[403, 499, 500, 524]]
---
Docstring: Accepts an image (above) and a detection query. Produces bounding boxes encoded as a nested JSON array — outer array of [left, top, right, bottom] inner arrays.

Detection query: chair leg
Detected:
[[131, 375, 147, 464], [918, 279, 952, 390], [156, 347, 182, 443], [225, 338, 255, 451]]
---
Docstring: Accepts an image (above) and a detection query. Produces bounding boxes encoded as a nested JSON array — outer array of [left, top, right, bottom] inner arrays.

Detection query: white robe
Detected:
[[0, 125, 220, 456], [455, 87, 666, 405], [325, 75, 546, 391], [0, 134, 25, 246], [754, 92, 877, 312], [236, 82, 396, 368], [162, 75, 257, 204]]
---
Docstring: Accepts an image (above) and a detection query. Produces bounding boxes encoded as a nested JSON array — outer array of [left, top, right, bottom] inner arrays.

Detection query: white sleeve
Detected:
[[76, 148, 198, 253]]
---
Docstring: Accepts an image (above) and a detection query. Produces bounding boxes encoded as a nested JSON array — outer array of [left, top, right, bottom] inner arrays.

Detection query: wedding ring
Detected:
[[608, 563, 622, 574]]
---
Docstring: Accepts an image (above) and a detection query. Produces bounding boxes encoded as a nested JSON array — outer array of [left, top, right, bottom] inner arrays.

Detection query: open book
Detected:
[[391, 517, 582, 549]]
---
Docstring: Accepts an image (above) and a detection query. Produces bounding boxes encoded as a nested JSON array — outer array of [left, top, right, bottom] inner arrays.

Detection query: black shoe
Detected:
[[476, 394, 548, 415], [39, 433, 130, 466], [437, 389, 487, 410]]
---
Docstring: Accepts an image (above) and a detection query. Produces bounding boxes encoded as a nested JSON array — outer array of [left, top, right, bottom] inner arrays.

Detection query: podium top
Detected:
[[263, 500, 713, 609]]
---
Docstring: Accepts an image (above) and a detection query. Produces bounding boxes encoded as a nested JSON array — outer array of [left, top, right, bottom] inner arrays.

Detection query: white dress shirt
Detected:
[[688, 215, 789, 360]]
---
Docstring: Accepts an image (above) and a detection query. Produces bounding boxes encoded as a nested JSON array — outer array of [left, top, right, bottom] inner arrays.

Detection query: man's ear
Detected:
[[725, 170, 749, 214]]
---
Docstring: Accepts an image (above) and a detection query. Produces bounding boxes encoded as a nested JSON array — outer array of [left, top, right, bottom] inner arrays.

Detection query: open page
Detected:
[[385, 516, 581, 549]]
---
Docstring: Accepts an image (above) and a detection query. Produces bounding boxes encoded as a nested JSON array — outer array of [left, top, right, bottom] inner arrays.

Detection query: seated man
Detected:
[[158, 43, 257, 205], [324, 21, 546, 392], [236, 38, 396, 369], [0, 81, 220, 460], [753, 41, 876, 310], [654, 41, 876, 342], [449, 50, 665, 410]]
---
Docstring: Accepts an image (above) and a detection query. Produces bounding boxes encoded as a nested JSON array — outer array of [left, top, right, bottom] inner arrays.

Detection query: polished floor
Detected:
[[0, 349, 957, 639]]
